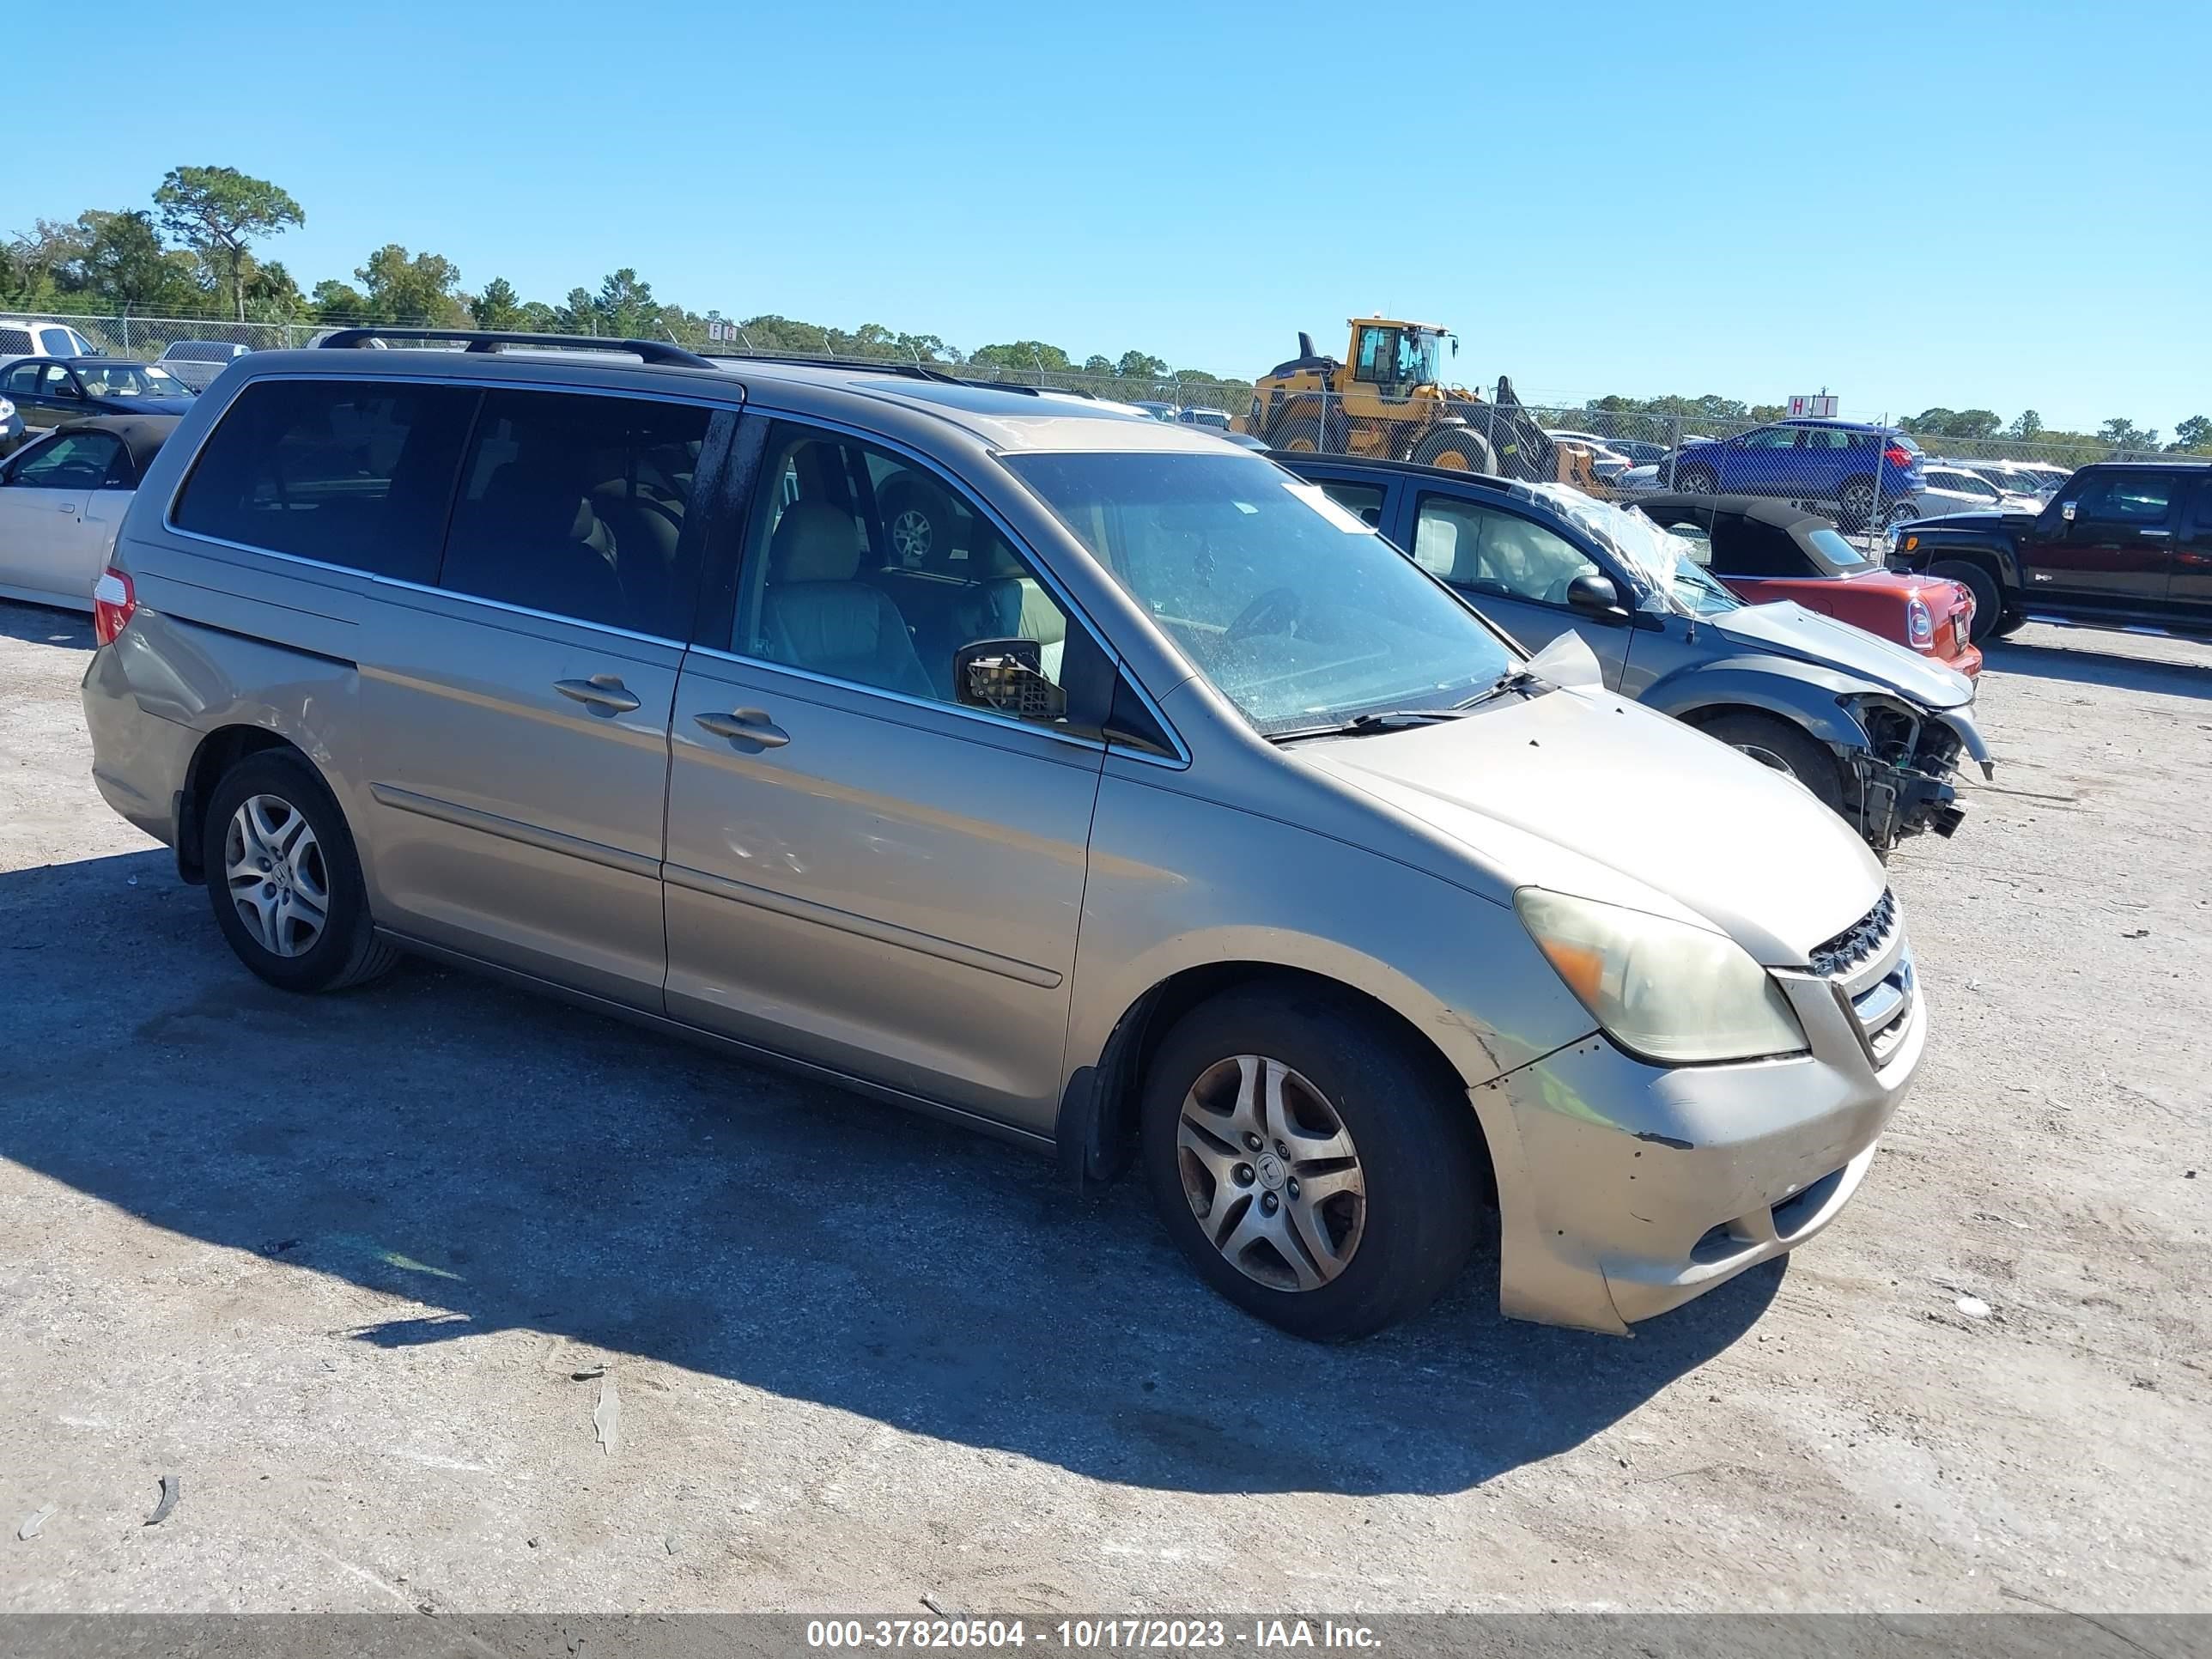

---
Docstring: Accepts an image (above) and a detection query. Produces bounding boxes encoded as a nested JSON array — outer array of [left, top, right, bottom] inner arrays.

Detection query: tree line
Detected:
[[4, 165, 2203, 452], [0, 166, 1250, 398]]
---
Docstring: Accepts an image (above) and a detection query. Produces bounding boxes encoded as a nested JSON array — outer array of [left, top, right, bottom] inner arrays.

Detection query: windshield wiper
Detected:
[[1266, 689, 1528, 744]]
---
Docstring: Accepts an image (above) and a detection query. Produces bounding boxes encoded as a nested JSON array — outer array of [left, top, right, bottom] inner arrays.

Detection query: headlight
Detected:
[[1515, 888, 1807, 1065]]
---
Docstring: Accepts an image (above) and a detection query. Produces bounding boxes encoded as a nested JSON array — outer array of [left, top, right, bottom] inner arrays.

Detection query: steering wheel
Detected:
[[1225, 586, 1304, 643]]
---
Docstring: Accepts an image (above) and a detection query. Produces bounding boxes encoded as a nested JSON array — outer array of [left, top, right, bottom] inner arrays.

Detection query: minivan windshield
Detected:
[[1005, 450, 1518, 735]]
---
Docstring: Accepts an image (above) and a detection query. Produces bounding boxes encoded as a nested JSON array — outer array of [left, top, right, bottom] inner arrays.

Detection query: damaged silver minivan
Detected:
[[82, 335, 1924, 1340]]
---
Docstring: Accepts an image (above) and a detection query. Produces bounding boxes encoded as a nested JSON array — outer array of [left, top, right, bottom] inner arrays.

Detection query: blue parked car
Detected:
[[1668, 419, 1925, 532]]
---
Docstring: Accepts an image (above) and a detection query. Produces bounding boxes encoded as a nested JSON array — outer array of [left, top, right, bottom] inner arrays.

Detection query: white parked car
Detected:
[[1543, 428, 1635, 482], [0, 317, 99, 366], [0, 416, 176, 611], [1914, 465, 2044, 517]]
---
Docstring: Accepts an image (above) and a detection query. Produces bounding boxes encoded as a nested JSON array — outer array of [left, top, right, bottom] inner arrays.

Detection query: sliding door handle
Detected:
[[694, 708, 789, 748], [554, 675, 641, 714]]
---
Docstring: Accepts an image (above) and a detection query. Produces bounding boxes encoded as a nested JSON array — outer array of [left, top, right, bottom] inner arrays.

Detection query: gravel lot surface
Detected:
[[2, 599, 2206, 1616]]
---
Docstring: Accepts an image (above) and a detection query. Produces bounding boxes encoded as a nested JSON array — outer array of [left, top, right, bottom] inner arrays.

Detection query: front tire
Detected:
[[1410, 426, 1498, 472], [201, 750, 398, 994], [1929, 559, 2002, 644], [1695, 710, 1847, 817], [1139, 985, 1485, 1341], [878, 474, 955, 568]]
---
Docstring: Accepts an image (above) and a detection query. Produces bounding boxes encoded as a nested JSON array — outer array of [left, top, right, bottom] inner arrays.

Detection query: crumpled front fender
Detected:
[[1645, 658, 1882, 755]]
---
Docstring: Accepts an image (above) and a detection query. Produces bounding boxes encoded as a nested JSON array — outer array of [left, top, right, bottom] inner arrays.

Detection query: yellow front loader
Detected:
[[1241, 317, 1601, 487]]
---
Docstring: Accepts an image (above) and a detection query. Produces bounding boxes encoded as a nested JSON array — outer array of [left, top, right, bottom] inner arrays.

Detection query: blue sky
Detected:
[[35, 0, 2210, 434]]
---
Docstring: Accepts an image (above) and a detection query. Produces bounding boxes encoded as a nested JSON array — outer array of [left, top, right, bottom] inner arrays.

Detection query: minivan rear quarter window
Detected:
[[172, 379, 476, 584]]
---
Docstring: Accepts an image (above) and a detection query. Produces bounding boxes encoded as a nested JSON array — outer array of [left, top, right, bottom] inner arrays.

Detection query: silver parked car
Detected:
[[82, 329, 1926, 1340], [155, 338, 253, 392]]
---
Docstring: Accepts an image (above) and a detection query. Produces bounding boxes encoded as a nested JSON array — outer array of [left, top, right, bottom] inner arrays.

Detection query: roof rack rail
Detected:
[[699, 350, 956, 381], [697, 351, 1044, 397], [313, 327, 716, 369]]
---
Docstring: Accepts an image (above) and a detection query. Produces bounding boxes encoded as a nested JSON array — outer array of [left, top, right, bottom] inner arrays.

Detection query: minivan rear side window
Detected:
[[172, 379, 476, 584], [437, 389, 711, 637]]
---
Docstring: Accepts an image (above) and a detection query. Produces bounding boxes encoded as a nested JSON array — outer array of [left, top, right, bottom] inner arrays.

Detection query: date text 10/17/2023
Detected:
[[804, 1619, 1383, 1650]]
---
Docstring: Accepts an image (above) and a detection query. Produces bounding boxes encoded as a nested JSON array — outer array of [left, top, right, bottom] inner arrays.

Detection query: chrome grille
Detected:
[[1810, 889, 1898, 980], [1812, 890, 1915, 1064]]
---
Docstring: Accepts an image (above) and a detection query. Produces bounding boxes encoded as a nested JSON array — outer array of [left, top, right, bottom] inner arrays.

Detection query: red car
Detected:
[[1634, 493, 1981, 677]]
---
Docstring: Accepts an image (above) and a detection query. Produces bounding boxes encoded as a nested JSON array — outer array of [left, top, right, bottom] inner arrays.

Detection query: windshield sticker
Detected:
[[1285, 481, 1373, 535]]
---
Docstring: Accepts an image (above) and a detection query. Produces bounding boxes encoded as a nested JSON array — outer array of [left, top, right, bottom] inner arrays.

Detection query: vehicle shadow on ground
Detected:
[[1982, 634, 2212, 700], [0, 598, 94, 650], [0, 849, 1777, 1498]]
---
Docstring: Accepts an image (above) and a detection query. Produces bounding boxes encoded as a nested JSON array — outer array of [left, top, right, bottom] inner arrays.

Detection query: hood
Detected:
[[1295, 688, 1883, 965], [1906, 508, 2036, 532], [1708, 598, 1974, 708], [97, 397, 197, 416]]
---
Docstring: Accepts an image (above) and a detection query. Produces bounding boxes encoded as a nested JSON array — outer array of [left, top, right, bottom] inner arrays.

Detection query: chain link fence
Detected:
[[15, 310, 2149, 549]]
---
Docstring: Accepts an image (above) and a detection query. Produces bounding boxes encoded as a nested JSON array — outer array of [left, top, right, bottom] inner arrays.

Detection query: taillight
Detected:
[[1905, 594, 1935, 647], [1883, 444, 1913, 468], [93, 567, 136, 645]]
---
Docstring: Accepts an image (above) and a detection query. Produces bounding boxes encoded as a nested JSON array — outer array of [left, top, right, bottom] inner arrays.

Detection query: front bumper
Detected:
[[1852, 701, 1990, 847], [1469, 927, 1924, 1334]]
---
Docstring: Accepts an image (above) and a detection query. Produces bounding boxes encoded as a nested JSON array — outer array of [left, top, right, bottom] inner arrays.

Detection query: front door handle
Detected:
[[694, 708, 789, 748], [58, 502, 79, 513], [553, 674, 641, 715]]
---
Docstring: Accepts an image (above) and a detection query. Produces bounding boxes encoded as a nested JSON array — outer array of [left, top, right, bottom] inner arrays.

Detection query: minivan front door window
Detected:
[[733, 422, 1077, 711]]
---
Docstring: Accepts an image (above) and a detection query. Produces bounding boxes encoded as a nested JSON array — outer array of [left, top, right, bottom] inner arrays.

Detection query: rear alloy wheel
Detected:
[[1929, 559, 2002, 644], [1675, 463, 1717, 495], [1140, 986, 1484, 1340], [1695, 711, 1846, 817], [1836, 477, 1878, 531], [201, 750, 398, 994]]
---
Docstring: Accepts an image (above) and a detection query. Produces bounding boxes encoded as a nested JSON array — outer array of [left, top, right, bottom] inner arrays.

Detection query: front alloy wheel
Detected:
[[1176, 1054, 1365, 1291], [223, 794, 330, 958]]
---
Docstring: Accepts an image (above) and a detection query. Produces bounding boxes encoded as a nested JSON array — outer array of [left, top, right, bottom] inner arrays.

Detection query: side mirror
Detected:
[[53, 383, 82, 400], [1565, 572, 1628, 622], [955, 638, 1065, 720]]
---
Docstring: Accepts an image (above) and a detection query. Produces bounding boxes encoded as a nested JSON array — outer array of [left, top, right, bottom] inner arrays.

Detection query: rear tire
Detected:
[[1991, 609, 2028, 638], [1836, 476, 1878, 532], [1269, 414, 1325, 453], [1410, 426, 1498, 472], [1139, 984, 1485, 1341], [1929, 559, 2002, 644], [201, 750, 398, 994], [1694, 711, 1847, 817]]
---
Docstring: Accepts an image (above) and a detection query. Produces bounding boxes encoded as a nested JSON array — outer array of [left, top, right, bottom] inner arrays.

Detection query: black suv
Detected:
[[1887, 461, 2212, 643]]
